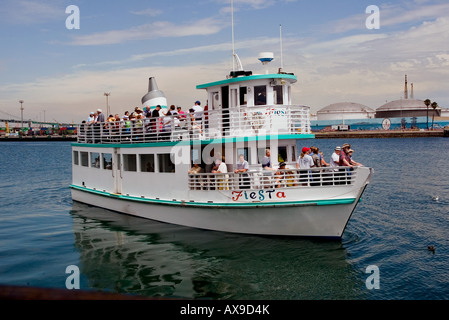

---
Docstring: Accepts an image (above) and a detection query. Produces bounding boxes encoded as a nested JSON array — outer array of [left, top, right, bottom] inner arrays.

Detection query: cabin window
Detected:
[[254, 86, 267, 105], [257, 148, 268, 165], [91, 152, 100, 169], [274, 85, 283, 105], [191, 148, 201, 165], [158, 153, 175, 173], [103, 153, 113, 170], [73, 151, 79, 166], [123, 154, 137, 172], [278, 146, 287, 163], [80, 152, 89, 167], [240, 87, 247, 105], [140, 154, 155, 172]]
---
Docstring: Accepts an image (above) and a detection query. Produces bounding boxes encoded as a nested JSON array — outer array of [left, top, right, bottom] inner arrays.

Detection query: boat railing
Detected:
[[188, 167, 358, 191], [76, 105, 311, 144]]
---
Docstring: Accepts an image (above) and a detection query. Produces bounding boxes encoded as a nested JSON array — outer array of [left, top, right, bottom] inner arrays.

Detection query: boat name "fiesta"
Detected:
[[232, 190, 286, 202]]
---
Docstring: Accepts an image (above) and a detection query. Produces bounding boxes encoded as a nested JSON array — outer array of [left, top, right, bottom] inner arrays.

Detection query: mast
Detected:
[[279, 24, 284, 71], [230, 0, 243, 72]]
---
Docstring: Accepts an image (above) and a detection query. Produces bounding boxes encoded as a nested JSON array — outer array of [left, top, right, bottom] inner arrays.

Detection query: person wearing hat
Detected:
[[87, 112, 95, 124], [192, 101, 203, 122], [330, 146, 342, 169], [339, 143, 359, 167], [296, 147, 314, 186], [274, 162, 287, 188], [296, 147, 314, 169], [348, 149, 362, 166], [96, 108, 105, 123]]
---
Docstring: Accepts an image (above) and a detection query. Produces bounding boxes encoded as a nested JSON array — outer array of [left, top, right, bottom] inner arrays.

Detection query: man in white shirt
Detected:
[[330, 146, 341, 170], [192, 101, 203, 121]]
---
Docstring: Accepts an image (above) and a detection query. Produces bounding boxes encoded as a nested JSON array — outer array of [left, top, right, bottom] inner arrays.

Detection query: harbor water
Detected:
[[0, 138, 448, 300]]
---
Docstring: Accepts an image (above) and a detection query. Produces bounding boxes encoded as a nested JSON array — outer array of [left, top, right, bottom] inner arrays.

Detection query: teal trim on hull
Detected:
[[71, 185, 355, 208], [196, 73, 298, 89], [71, 134, 315, 148]]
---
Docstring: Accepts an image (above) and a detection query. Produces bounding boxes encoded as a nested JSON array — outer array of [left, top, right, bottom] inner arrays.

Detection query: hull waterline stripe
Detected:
[[70, 185, 356, 208]]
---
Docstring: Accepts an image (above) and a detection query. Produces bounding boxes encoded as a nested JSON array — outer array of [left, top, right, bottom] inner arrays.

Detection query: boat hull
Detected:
[[71, 186, 366, 238]]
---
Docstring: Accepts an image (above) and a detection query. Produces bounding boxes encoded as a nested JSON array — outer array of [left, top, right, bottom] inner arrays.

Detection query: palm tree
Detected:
[[424, 99, 431, 130], [431, 101, 438, 129]]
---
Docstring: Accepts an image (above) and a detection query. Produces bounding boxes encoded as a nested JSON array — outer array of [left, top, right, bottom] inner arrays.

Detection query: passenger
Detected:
[[87, 112, 95, 124], [189, 110, 203, 135], [105, 114, 115, 136], [339, 143, 354, 168], [348, 149, 363, 166], [329, 146, 341, 170], [143, 106, 151, 117], [296, 147, 314, 169], [188, 163, 203, 190], [192, 101, 203, 122], [123, 115, 131, 139], [261, 149, 275, 188], [275, 162, 287, 188], [177, 106, 187, 120], [319, 151, 329, 167], [135, 114, 144, 140], [339, 143, 354, 185], [310, 147, 321, 168], [163, 107, 180, 133], [296, 147, 314, 186], [235, 154, 250, 189], [96, 108, 105, 123], [162, 110, 174, 135], [189, 163, 203, 174], [135, 107, 144, 116], [262, 149, 275, 172], [212, 157, 229, 190], [151, 105, 162, 135], [310, 146, 323, 186], [144, 112, 152, 134]]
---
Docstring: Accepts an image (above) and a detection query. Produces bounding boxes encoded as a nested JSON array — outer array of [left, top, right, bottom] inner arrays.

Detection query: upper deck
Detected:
[[76, 104, 312, 144], [76, 71, 313, 144]]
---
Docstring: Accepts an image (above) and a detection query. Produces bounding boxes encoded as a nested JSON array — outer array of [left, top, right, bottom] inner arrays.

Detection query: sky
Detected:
[[0, 0, 448, 124]]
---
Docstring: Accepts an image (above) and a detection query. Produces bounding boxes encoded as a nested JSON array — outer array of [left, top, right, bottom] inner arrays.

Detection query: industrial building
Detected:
[[312, 75, 447, 131]]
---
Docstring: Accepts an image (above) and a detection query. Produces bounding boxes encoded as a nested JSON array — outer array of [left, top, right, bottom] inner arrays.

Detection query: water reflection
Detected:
[[70, 201, 366, 299]]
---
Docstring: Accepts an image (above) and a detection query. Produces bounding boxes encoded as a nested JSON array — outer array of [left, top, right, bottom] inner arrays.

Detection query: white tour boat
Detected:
[[71, 54, 373, 238]]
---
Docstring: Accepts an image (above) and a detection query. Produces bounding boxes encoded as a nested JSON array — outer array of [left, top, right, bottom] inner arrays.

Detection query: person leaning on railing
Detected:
[[234, 154, 250, 189], [212, 157, 229, 190]]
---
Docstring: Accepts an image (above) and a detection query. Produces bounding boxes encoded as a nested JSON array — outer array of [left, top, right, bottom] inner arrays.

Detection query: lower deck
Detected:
[[71, 138, 372, 206]]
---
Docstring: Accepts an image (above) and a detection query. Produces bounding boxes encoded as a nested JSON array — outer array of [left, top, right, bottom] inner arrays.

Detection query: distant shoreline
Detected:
[[314, 129, 447, 139], [0, 129, 447, 142], [0, 135, 77, 142]]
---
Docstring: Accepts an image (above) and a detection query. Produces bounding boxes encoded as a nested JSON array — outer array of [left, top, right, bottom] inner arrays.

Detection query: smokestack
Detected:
[[411, 83, 414, 99], [141, 77, 167, 111], [404, 74, 408, 100]]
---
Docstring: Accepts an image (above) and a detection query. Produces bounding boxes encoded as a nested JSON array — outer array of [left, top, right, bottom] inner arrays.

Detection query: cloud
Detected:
[[287, 16, 449, 110], [329, 1, 449, 34], [0, 0, 62, 25], [130, 8, 163, 17], [68, 18, 226, 46], [72, 37, 281, 69]]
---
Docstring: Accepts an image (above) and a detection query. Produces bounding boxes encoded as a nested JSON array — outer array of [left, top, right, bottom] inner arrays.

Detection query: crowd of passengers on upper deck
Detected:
[[81, 102, 206, 141]]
